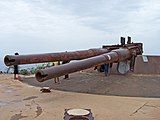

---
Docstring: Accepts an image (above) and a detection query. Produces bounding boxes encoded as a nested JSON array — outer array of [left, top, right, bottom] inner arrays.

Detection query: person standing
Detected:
[[53, 61, 60, 84], [14, 53, 19, 79], [104, 63, 112, 76], [62, 60, 70, 79], [104, 63, 109, 76]]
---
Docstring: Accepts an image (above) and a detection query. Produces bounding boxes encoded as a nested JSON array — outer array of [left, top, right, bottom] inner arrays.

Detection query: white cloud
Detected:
[[0, 0, 110, 58], [0, 0, 160, 60]]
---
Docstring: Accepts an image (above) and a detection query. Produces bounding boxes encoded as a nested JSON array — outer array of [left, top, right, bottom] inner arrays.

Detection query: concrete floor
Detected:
[[0, 74, 160, 120]]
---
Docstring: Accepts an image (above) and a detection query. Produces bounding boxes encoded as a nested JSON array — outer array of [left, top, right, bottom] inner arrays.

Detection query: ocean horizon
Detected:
[[0, 58, 50, 73], [0, 60, 38, 72], [0, 59, 6, 71]]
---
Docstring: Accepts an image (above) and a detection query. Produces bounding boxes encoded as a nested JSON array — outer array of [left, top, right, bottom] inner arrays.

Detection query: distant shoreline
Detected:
[[0, 61, 37, 72]]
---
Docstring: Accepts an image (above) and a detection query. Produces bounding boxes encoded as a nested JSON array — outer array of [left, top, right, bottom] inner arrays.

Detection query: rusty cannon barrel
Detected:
[[4, 48, 110, 66], [36, 42, 143, 82], [36, 47, 135, 82]]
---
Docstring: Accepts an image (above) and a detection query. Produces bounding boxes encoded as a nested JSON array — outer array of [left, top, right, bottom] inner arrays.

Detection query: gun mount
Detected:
[[35, 37, 143, 82], [4, 36, 143, 82], [35, 43, 141, 82]]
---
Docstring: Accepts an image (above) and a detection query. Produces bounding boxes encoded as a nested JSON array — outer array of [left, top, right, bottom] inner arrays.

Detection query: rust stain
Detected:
[[35, 106, 43, 118], [23, 96, 38, 101], [10, 113, 27, 120]]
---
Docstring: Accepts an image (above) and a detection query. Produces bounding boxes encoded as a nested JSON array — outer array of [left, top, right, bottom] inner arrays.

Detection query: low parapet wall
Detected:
[[134, 55, 160, 75]]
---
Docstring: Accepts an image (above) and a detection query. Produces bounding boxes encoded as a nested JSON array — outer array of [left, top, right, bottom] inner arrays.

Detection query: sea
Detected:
[[0, 60, 6, 72], [0, 60, 37, 73]]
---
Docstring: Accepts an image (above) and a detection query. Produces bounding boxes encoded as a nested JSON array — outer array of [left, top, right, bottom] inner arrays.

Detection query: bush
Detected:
[[20, 69, 30, 75]]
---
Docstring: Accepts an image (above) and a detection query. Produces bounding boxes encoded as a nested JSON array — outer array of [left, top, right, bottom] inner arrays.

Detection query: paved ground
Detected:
[[0, 72, 160, 120]]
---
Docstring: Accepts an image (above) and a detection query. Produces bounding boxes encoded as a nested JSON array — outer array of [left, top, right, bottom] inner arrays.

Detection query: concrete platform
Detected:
[[0, 74, 160, 120]]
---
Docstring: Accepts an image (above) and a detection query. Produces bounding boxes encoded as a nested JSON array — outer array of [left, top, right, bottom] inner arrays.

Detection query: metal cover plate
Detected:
[[67, 109, 90, 116]]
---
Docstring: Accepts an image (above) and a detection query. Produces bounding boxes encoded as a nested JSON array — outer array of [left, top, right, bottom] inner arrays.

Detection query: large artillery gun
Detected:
[[4, 37, 143, 82]]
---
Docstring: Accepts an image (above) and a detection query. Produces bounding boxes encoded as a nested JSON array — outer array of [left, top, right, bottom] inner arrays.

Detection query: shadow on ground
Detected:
[[22, 71, 160, 98]]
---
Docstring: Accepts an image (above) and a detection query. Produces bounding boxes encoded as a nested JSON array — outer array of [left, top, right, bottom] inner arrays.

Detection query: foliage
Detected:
[[19, 62, 53, 75], [20, 69, 30, 75]]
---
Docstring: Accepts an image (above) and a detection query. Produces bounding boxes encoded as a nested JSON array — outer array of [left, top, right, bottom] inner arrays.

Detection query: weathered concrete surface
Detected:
[[0, 74, 160, 120], [23, 71, 160, 98], [134, 55, 160, 75]]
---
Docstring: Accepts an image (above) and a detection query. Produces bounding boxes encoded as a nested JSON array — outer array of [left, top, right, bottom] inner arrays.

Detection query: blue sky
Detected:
[[0, 0, 160, 60]]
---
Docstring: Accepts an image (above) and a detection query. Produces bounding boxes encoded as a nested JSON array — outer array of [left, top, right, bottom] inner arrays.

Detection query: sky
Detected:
[[0, 0, 160, 61]]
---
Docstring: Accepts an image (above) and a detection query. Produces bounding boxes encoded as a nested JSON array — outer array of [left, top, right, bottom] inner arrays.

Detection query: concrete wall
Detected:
[[134, 55, 160, 75]]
